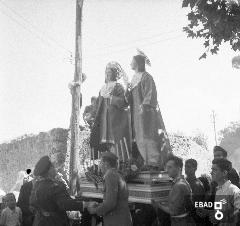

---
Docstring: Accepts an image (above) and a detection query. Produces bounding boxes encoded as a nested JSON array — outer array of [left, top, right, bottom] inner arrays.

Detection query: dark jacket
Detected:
[[96, 169, 132, 226], [30, 178, 83, 226], [17, 180, 34, 226]]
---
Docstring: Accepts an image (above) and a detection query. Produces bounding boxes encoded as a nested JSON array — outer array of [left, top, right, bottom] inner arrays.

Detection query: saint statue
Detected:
[[125, 50, 171, 169], [90, 62, 132, 161]]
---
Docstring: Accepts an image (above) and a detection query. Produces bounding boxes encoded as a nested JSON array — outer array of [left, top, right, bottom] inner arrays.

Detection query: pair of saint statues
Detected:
[[89, 50, 171, 170]]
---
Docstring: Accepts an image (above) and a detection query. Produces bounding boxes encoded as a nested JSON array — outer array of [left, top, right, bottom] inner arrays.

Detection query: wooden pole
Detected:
[[69, 0, 84, 196], [212, 110, 218, 146]]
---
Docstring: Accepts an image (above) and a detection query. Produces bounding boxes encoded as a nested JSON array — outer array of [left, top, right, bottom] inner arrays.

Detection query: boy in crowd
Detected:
[[185, 159, 205, 225], [0, 193, 22, 226], [210, 158, 240, 225], [213, 146, 239, 187]]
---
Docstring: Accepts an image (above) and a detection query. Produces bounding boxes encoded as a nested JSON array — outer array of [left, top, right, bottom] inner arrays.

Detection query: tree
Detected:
[[232, 55, 240, 68], [219, 121, 240, 156], [182, 0, 240, 59], [191, 131, 209, 150]]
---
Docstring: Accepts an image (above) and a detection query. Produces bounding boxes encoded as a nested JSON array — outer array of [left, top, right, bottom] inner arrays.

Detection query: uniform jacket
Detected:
[[30, 178, 83, 226], [17, 180, 34, 226], [96, 168, 132, 226]]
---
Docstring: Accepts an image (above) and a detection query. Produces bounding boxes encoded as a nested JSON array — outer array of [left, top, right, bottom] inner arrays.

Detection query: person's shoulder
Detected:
[[229, 182, 240, 193], [1, 207, 9, 214], [21, 180, 33, 189], [142, 72, 152, 79], [195, 178, 204, 187], [174, 179, 189, 189], [37, 178, 57, 190], [105, 169, 119, 180], [174, 178, 190, 191], [229, 167, 239, 176], [15, 206, 22, 213]]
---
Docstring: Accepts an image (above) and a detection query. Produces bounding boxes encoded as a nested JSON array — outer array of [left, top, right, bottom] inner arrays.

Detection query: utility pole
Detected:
[[69, 0, 84, 196], [211, 110, 217, 146]]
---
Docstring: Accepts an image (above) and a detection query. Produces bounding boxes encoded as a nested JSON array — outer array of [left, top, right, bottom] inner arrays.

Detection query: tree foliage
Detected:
[[219, 121, 240, 155], [182, 0, 240, 59], [191, 132, 209, 150]]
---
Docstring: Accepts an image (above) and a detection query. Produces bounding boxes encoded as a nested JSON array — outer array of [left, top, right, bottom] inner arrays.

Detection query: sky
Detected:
[[0, 0, 240, 149]]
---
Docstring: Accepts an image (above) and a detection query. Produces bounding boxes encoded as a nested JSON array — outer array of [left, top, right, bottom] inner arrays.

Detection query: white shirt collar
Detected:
[[216, 180, 231, 190]]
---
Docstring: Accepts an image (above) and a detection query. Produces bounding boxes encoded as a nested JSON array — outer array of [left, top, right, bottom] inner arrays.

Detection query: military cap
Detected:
[[34, 155, 52, 177], [101, 151, 118, 161], [213, 146, 227, 157]]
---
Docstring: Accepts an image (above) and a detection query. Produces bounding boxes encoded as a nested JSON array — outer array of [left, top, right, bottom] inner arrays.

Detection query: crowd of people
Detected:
[[0, 145, 239, 226]]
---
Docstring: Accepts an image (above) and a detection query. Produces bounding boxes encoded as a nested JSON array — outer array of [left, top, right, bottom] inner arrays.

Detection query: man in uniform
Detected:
[[88, 152, 132, 226], [18, 178, 34, 226], [29, 156, 90, 226], [152, 155, 195, 225], [185, 159, 205, 225]]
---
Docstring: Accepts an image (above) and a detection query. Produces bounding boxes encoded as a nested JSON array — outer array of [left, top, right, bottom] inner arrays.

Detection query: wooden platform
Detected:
[[80, 171, 172, 204]]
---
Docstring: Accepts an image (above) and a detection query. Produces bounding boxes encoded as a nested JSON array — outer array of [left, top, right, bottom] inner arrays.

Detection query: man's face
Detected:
[[6, 196, 16, 209], [48, 165, 57, 179], [211, 164, 226, 183], [100, 159, 107, 175], [166, 160, 179, 178], [91, 98, 97, 106], [185, 163, 196, 177], [214, 151, 225, 160], [130, 58, 137, 70]]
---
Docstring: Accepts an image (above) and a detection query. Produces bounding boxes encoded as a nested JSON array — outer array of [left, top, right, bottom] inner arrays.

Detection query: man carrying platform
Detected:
[[152, 155, 195, 225], [29, 156, 94, 226]]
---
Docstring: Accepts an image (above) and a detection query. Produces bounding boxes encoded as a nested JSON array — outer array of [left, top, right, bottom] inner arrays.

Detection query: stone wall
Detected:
[[0, 128, 68, 192], [0, 128, 212, 192]]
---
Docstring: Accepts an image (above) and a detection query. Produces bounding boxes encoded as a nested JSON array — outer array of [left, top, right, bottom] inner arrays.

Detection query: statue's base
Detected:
[[80, 171, 172, 204]]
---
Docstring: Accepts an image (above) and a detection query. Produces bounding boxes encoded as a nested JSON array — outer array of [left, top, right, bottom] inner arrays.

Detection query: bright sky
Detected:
[[0, 0, 239, 149]]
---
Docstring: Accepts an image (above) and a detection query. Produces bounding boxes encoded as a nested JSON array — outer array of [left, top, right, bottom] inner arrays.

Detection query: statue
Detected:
[[90, 62, 132, 161], [125, 49, 171, 170]]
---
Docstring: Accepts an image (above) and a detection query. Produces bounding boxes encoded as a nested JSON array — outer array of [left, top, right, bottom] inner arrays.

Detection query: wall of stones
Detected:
[[0, 128, 68, 192]]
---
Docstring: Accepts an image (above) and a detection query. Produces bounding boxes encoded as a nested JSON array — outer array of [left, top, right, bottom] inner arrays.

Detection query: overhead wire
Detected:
[[0, 1, 186, 64], [0, 9, 70, 64], [0, 0, 73, 56]]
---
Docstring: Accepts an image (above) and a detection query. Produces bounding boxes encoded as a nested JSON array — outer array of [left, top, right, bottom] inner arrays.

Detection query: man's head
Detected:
[[130, 55, 146, 72], [34, 156, 57, 179], [213, 146, 227, 160], [165, 155, 183, 179], [185, 159, 198, 178], [100, 152, 118, 175], [91, 96, 97, 106], [211, 158, 232, 183], [5, 193, 16, 209]]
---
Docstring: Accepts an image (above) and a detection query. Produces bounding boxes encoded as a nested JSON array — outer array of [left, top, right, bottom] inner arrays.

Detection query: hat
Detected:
[[34, 156, 52, 177], [101, 152, 118, 161]]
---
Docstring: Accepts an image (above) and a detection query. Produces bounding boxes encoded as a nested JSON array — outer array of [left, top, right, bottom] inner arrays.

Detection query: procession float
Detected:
[[67, 1, 173, 225]]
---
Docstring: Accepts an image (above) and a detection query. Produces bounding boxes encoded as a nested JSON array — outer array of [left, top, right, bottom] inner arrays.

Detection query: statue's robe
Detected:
[[90, 82, 132, 159], [126, 71, 171, 167]]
